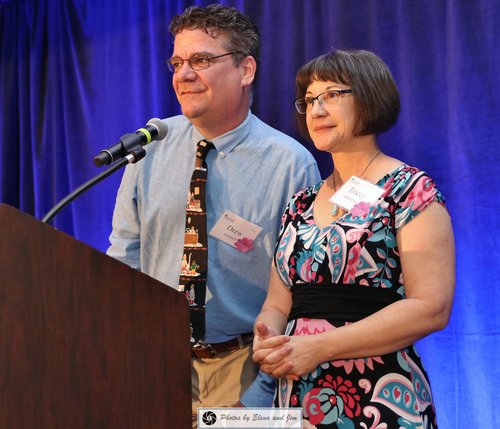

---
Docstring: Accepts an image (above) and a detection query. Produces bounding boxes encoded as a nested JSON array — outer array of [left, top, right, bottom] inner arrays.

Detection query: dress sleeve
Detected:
[[274, 185, 312, 255], [394, 169, 446, 231], [273, 185, 317, 286]]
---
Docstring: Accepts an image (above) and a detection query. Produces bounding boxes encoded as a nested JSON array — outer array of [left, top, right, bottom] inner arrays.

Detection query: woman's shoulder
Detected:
[[388, 164, 436, 189], [376, 156, 431, 188], [294, 180, 323, 199], [286, 181, 323, 211]]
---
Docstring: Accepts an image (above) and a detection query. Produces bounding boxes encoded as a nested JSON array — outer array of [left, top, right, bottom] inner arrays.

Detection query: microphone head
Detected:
[[147, 117, 168, 140]]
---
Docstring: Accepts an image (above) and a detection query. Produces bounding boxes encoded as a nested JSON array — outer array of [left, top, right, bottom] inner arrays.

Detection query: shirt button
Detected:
[[219, 151, 225, 158]]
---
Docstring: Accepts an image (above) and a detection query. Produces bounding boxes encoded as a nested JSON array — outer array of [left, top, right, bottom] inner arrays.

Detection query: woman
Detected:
[[253, 50, 455, 428]]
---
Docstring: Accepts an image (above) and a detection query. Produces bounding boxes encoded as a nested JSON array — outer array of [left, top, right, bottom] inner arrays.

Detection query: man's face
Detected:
[[171, 29, 252, 135]]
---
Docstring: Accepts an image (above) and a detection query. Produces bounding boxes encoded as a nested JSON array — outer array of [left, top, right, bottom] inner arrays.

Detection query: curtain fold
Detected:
[[1, 1, 498, 427]]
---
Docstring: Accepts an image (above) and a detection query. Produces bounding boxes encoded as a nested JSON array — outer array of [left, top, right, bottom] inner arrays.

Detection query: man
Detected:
[[107, 3, 320, 424]]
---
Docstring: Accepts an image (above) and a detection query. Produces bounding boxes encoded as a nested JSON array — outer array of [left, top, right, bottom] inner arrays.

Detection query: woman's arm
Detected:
[[252, 266, 294, 374]]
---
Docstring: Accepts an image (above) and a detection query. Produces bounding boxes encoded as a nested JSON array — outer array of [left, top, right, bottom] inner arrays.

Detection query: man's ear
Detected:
[[240, 55, 257, 87]]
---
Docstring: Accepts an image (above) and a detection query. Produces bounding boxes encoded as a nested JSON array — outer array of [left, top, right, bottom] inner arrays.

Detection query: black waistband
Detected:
[[289, 283, 402, 323]]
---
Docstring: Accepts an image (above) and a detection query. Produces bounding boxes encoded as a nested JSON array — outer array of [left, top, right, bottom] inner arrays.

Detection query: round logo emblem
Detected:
[[202, 410, 217, 426]]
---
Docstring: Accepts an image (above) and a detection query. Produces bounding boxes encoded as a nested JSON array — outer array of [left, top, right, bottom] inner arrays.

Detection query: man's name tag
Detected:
[[329, 176, 384, 211], [209, 210, 262, 253]]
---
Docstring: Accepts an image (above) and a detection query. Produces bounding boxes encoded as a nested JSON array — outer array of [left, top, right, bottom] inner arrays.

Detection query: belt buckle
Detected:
[[192, 342, 217, 358]]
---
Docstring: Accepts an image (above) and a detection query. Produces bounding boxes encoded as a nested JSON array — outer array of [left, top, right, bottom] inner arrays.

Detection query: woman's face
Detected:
[[305, 80, 356, 153]]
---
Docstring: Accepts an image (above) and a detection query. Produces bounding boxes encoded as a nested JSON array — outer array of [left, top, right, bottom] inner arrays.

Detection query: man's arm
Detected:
[[107, 166, 142, 269]]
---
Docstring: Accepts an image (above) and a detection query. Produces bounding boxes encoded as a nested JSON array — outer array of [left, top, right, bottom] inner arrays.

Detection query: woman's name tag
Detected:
[[329, 176, 384, 211]]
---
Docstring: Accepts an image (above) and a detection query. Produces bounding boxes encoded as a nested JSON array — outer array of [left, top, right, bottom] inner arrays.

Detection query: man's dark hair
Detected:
[[169, 3, 261, 70], [295, 50, 401, 139]]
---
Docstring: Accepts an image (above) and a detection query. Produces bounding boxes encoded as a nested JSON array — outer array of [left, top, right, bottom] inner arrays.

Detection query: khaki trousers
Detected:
[[191, 345, 258, 427]]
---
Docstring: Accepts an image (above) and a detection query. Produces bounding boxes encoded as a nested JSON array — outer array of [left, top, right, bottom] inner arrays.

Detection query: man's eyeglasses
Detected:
[[295, 89, 352, 114], [166, 51, 242, 73]]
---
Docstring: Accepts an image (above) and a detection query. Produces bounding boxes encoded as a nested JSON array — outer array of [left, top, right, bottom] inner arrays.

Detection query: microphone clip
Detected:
[[118, 133, 147, 164], [93, 118, 168, 167], [94, 133, 144, 167]]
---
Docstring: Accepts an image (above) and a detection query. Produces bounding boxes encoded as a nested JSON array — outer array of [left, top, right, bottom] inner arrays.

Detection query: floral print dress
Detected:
[[274, 165, 445, 429]]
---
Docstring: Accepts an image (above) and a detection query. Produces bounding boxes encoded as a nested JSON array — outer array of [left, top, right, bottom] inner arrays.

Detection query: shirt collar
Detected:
[[192, 111, 252, 156]]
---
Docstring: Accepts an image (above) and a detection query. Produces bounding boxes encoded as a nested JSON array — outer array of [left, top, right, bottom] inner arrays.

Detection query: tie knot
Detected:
[[196, 139, 214, 161]]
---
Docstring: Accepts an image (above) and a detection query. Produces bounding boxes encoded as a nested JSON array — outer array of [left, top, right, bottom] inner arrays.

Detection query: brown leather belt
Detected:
[[191, 332, 254, 359]]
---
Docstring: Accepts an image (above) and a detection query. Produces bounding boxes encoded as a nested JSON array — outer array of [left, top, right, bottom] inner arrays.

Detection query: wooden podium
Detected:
[[0, 204, 191, 428]]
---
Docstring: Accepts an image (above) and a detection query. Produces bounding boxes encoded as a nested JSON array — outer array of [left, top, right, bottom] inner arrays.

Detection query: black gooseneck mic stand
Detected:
[[41, 146, 146, 224]]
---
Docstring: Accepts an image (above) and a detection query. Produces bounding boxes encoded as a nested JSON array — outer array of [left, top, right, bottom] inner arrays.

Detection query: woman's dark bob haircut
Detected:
[[295, 50, 401, 140]]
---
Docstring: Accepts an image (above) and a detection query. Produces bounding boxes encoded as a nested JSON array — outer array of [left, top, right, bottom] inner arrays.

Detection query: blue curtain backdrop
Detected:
[[1, 0, 499, 427]]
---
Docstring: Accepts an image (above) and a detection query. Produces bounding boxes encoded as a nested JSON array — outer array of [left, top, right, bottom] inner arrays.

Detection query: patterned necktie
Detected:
[[179, 139, 214, 343]]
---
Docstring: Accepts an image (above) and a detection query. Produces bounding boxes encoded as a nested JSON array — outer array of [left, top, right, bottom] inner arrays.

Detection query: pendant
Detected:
[[331, 204, 339, 216]]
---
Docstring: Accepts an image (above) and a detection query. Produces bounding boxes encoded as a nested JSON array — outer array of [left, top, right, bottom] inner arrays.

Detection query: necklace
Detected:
[[331, 150, 382, 216]]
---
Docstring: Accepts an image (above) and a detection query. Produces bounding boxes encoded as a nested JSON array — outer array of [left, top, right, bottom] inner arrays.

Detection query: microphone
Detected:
[[93, 118, 168, 167]]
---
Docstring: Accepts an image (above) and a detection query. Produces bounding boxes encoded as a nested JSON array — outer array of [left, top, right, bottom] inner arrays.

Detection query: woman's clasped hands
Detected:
[[252, 321, 320, 381]]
